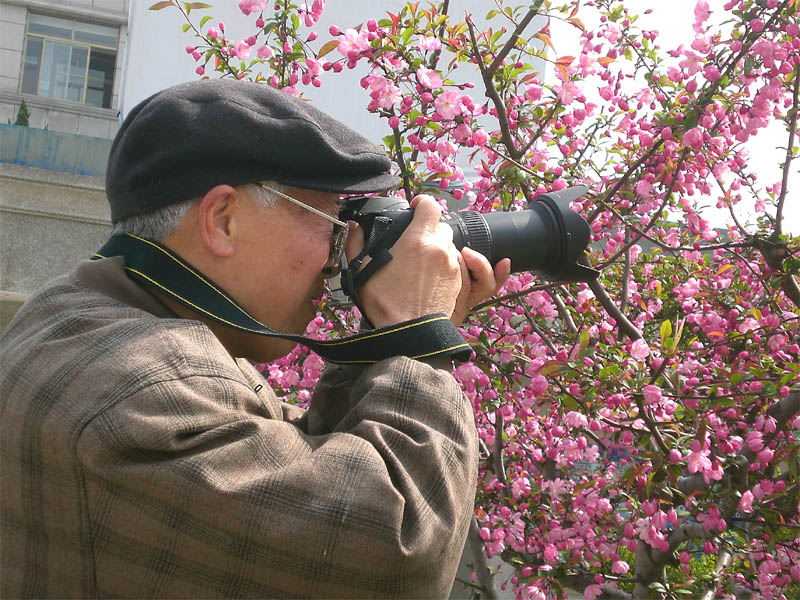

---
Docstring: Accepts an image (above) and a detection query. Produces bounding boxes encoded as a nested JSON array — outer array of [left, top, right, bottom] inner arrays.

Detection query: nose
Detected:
[[322, 263, 341, 279], [321, 252, 342, 279]]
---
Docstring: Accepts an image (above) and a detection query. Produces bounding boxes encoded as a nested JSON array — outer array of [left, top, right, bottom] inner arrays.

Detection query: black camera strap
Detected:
[[341, 216, 395, 296], [92, 234, 472, 365]]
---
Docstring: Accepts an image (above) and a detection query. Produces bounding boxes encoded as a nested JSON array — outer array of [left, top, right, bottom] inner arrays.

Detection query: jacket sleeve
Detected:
[[77, 354, 477, 599]]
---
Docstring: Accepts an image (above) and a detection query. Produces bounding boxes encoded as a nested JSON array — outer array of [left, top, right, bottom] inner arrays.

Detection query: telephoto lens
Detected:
[[339, 185, 599, 286], [441, 186, 599, 282]]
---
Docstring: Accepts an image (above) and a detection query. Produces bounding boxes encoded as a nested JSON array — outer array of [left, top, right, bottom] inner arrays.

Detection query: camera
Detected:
[[335, 185, 599, 303]]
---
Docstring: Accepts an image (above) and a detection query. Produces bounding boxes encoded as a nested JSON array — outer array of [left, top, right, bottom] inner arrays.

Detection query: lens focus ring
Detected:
[[446, 211, 492, 261]]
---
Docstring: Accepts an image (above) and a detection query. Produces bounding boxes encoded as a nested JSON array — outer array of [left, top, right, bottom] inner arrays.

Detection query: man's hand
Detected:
[[452, 247, 511, 326], [345, 194, 511, 328]]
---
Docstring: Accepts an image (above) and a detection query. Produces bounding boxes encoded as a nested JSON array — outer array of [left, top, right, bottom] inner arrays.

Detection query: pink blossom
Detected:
[[746, 431, 764, 452], [529, 375, 548, 397], [584, 585, 604, 600], [684, 126, 704, 149], [704, 64, 722, 82], [364, 74, 402, 109], [543, 543, 558, 564], [511, 476, 531, 500], [524, 84, 542, 102], [434, 89, 463, 120], [305, 58, 323, 77], [472, 129, 489, 146], [298, 0, 325, 26], [612, 560, 630, 575], [416, 67, 443, 90], [687, 440, 712, 474], [416, 36, 442, 51], [679, 51, 703, 75], [631, 338, 650, 361], [437, 141, 458, 157], [556, 81, 582, 106], [231, 40, 251, 60], [337, 28, 370, 58], [239, 0, 266, 16], [694, 0, 711, 29], [643, 385, 662, 405]]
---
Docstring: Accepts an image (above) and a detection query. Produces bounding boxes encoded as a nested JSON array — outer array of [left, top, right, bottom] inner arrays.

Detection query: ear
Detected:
[[197, 185, 239, 257]]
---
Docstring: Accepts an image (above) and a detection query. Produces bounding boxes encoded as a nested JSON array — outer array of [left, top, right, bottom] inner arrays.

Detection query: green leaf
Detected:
[[199, 15, 212, 27], [560, 395, 579, 410], [187, 1, 212, 7], [578, 328, 590, 356], [660, 319, 672, 344], [148, 1, 173, 9], [182, 23, 191, 32]]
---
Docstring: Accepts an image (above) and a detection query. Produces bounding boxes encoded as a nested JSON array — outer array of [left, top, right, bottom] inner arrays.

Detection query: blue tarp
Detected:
[[0, 124, 111, 177]]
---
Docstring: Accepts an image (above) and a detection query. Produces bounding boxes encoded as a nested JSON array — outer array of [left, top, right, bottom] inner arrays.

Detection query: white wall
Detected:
[[121, 0, 545, 142]]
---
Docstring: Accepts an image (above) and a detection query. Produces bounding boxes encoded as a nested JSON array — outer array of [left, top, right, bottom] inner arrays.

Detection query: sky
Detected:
[[549, 1, 799, 236]]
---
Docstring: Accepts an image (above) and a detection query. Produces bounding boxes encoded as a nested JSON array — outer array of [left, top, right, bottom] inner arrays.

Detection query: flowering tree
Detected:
[[154, 0, 800, 598]]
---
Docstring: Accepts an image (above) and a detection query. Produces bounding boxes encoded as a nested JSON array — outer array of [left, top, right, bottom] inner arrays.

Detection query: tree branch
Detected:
[[776, 65, 799, 237], [466, 17, 520, 159], [468, 517, 499, 600], [588, 277, 643, 341], [486, 5, 542, 78]]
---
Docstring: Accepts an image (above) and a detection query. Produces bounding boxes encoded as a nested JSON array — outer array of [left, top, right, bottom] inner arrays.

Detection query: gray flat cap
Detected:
[[106, 78, 399, 222]]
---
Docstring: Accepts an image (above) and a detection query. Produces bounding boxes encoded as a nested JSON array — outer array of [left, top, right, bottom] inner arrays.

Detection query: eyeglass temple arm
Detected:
[[259, 185, 348, 227]]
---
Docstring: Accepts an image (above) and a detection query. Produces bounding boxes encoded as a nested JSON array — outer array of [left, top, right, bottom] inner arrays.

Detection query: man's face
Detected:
[[233, 186, 341, 359]]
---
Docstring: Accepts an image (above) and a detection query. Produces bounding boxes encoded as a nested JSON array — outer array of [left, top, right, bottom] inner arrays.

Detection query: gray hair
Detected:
[[110, 181, 285, 242]]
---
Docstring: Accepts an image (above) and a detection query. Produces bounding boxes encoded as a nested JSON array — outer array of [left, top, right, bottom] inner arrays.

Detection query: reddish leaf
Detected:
[[317, 39, 339, 58], [568, 16, 585, 31], [535, 32, 555, 52], [148, 0, 173, 9]]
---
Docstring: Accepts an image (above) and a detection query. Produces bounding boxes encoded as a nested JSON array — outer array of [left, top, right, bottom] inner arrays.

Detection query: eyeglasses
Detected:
[[257, 184, 349, 271]]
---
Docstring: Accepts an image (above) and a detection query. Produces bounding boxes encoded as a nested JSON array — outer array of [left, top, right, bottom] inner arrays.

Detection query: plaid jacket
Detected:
[[0, 257, 477, 598]]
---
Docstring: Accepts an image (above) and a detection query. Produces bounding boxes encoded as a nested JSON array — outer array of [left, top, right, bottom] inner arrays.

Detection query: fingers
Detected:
[[408, 194, 446, 238], [461, 247, 496, 295], [344, 220, 365, 263], [494, 257, 512, 291]]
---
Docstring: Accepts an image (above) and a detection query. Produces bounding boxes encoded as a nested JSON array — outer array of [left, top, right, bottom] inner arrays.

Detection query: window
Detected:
[[21, 13, 119, 109]]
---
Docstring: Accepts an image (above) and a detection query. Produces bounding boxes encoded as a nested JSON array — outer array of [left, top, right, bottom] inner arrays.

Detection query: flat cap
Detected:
[[106, 78, 399, 222]]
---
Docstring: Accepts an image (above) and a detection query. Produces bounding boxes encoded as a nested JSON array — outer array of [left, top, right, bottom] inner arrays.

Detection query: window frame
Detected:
[[20, 11, 120, 110]]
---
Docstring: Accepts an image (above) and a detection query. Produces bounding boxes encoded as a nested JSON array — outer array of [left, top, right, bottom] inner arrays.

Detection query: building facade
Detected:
[[0, 0, 129, 328], [1, 0, 129, 138]]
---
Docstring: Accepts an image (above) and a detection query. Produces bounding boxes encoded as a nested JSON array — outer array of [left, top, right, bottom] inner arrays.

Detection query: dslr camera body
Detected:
[[336, 185, 599, 304]]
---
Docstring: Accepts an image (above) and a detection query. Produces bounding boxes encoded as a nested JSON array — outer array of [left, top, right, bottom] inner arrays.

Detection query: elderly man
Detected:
[[0, 79, 509, 598]]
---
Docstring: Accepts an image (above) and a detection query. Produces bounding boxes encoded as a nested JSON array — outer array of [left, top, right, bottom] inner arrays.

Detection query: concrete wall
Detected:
[[0, 161, 111, 329], [0, 0, 129, 139]]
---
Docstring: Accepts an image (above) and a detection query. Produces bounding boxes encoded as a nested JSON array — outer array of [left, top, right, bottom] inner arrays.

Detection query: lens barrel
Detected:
[[442, 186, 598, 282]]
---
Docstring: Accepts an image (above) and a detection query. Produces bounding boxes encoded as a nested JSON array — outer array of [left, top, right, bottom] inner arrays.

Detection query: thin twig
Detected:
[[776, 64, 800, 237]]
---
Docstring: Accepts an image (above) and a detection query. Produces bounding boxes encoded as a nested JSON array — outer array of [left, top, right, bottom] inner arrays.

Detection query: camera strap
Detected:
[[92, 233, 472, 365], [340, 215, 398, 322]]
